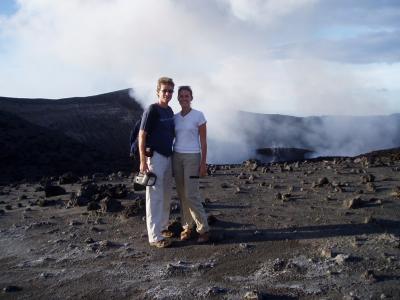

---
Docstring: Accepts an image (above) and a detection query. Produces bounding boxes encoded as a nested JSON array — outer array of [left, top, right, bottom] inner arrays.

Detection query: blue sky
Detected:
[[0, 0, 17, 16], [0, 0, 399, 116]]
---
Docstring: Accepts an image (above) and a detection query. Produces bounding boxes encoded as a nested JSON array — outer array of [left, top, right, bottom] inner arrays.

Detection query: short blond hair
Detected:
[[157, 77, 175, 92]]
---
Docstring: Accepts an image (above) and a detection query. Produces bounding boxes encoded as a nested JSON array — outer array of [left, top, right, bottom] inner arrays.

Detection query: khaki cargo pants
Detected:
[[172, 152, 209, 234]]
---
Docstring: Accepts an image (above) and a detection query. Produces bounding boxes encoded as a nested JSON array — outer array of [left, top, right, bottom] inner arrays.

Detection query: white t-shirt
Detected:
[[174, 109, 206, 153]]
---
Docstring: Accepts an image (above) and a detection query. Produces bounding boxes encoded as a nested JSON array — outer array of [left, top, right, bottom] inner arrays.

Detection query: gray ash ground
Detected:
[[1, 151, 400, 299]]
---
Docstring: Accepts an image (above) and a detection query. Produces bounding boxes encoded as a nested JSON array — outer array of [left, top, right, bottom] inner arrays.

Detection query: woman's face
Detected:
[[178, 89, 192, 109]]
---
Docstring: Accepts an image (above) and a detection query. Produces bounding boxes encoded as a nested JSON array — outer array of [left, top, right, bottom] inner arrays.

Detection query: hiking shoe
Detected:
[[180, 228, 192, 241], [197, 232, 210, 243], [150, 239, 171, 248], [161, 230, 174, 238]]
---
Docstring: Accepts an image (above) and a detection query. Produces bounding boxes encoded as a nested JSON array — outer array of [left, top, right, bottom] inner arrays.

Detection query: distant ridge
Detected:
[[0, 89, 143, 159], [0, 89, 143, 182]]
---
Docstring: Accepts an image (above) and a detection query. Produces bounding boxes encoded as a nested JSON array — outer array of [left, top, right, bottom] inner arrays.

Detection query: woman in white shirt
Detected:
[[173, 86, 209, 243]]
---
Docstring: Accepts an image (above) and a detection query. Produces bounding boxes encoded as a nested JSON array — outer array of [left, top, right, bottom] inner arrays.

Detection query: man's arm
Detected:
[[199, 123, 207, 177], [138, 129, 150, 173]]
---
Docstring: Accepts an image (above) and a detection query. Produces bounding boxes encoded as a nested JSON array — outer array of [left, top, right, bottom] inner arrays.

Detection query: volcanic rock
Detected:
[[3, 285, 22, 293], [366, 182, 376, 192], [37, 198, 58, 207], [206, 287, 228, 296], [361, 270, 378, 283], [100, 197, 123, 213], [87, 201, 101, 211], [122, 199, 145, 218], [68, 193, 88, 207], [77, 182, 99, 199], [220, 183, 230, 188], [343, 196, 363, 209], [44, 185, 66, 198], [244, 290, 261, 300], [58, 172, 80, 184], [361, 174, 375, 183]]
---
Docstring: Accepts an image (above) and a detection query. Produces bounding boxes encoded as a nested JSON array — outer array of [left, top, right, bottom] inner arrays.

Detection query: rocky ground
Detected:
[[1, 150, 400, 299]]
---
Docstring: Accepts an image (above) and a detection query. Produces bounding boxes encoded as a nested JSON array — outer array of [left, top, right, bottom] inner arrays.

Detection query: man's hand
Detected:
[[140, 160, 150, 174]]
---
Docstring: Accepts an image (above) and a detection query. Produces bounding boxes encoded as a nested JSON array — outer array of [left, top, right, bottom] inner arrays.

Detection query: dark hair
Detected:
[[157, 77, 175, 92], [178, 86, 193, 98]]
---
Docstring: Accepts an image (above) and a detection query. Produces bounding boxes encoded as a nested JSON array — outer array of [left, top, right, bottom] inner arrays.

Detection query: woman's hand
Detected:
[[199, 162, 207, 177]]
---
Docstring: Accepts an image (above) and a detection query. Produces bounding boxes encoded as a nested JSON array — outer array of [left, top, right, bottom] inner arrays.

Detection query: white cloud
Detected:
[[221, 0, 318, 26], [0, 0, 398, 118]]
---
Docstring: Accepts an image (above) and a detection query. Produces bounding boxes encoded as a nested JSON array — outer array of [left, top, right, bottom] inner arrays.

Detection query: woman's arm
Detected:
[[199, 123, 207, 177]]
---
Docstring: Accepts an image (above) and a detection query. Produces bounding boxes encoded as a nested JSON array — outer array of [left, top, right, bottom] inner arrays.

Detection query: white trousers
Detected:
[[172, 152, 209, 234], [146, 151, 172, 243]]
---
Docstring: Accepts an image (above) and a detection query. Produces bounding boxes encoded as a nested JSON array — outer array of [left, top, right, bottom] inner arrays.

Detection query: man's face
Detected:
[[157, 83, 174, 104]]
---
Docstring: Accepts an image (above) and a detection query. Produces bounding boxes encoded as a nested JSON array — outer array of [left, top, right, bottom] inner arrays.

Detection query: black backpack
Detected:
[[129, 119, 141, 158], [129, 104, 158, 172]]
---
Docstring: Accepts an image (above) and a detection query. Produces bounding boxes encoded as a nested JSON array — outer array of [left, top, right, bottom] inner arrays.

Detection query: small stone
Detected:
[[100, 197, 123, 213], [3, 285, 22, 293], [363, 216, 376, 224], [99, 240, 113, 248], [366, 182, 376, 192], [87, 201, 101, 211], [85, 237, 95, 244], [44, 184, 66, 198], [318, 177, 329, 185], [335, 254, 350, 265], [206, 286, 228, 296], [321, 248, 334, 258], [250, 163, 258, 171], [361, 269, 378, 283], [244, 290, 261, 300], [37, 198, 56, 207], [343, 196, 363, 209], [239, 243, 250, 249], [40, 272, 51, 278], [272, 258, 286, 271], [361, 174, 375, 183], [69, 220, 82, 226]]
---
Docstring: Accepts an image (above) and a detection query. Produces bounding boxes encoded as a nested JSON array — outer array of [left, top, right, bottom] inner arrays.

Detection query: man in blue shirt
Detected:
[[139, 77, 175, 248]]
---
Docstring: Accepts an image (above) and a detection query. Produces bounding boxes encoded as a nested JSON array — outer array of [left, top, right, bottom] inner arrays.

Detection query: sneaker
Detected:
[[161, 230, 174, 238], [180, 228, 192, 241], [197, 232, 210, 243], [150, 239, 172, 248]]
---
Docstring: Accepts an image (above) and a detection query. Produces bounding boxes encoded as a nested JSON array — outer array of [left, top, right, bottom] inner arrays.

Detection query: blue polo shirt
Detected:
[[140, 103, 174, 157]]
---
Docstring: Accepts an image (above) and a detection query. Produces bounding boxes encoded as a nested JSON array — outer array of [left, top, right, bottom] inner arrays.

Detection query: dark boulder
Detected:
[[59, 172, 80, 184], [44, 184, 66, 198], [100, 197, 123, 213]]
